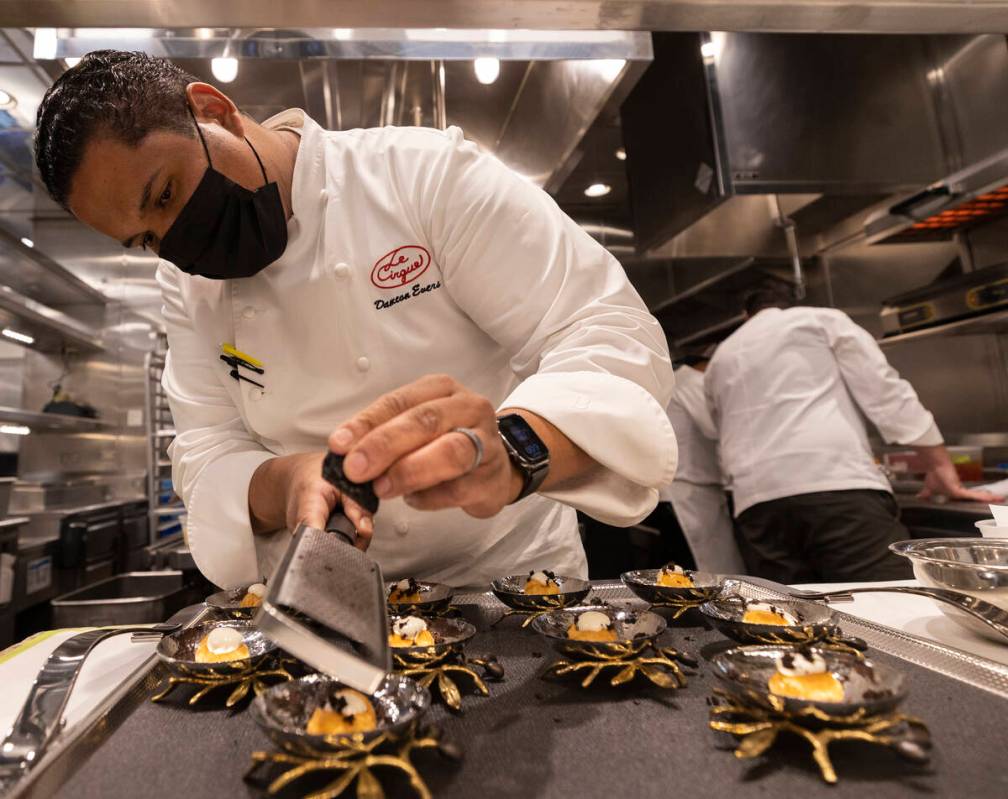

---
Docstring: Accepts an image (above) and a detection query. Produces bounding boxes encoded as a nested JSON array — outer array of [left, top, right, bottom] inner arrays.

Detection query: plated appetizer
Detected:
[[388, 616, 437, 648], [767, 649, 845, 703], [741, 601, 800, 627], [194, 626, 251, 664], [565, 609, 619, 642], [657, 563, 695, 588], [524, 569, 561, 595], [388, 577, 424, 604], [239, 582, 267, 608], [305, 688, 379, 735]]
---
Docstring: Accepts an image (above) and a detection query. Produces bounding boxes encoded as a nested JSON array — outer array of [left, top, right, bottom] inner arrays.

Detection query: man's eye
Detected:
[[157, 184, 172, 207]]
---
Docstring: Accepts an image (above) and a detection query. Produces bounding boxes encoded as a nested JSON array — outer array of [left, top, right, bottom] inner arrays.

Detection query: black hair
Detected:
[[34, 50, 200, 209], [743, 284, 794, 317], [674, 354, 710, 369]]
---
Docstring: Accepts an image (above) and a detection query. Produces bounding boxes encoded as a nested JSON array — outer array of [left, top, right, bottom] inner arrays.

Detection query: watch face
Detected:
[[499, 414, 548, 463]]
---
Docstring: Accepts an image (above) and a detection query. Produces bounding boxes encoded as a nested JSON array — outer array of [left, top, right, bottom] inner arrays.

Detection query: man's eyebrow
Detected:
[[139, 166, 162, 213], [120, 166, 163, 247]]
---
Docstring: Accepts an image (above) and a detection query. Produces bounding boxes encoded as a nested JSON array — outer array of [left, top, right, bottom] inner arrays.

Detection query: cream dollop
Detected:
[[392, 616, 428, 639], [206, 626, 245, 655], [575, 610, 612, 632], [528, 570, 553, 586], [661, 564, 686, 575], [246, 582, 267, 598], [327, 689, 370, 718], [747, 601, 799, 625], [776, 650, 827, 677], [395, 578, 412, 591]]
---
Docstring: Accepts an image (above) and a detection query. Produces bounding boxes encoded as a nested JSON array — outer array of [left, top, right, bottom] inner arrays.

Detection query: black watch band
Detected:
[[497, 413, 550, 503]]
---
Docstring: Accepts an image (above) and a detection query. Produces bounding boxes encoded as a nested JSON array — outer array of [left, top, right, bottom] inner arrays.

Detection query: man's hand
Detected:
[[327, 374, 523, 519], [248, 451, 374, 550], [915, 445, 1005, 505]]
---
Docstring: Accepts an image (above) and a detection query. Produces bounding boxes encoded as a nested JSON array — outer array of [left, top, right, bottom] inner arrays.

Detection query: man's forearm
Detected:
[[499, 407, 597, 500], [248, 454, 295, 534]]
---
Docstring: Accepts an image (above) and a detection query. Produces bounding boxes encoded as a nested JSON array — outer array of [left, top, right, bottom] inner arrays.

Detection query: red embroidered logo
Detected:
[[371, 245, 431, 289]]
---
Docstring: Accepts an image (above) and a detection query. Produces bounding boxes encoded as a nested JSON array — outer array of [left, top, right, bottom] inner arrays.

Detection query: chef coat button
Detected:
[[356, 356, 371, 372], [333, 262, 351, 280], [249, 388, 264, 401], [319, 188, 329, 202], [395, 521, 409, 535], [242, 306, 256, 319]]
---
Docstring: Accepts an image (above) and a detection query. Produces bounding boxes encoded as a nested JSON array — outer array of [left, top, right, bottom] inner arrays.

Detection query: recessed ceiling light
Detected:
[[584, 183, 612, 198], [211, 57, 238, 83], [64, 57, 81, 68], [19, 237, 32, 248], [473, 57, 500, 85], [0, 424, 30, 436], [0, 90, 16, 110], [2, 328, 33, 345], [615, 147, 626, 161], [33, 28, 58, 60]]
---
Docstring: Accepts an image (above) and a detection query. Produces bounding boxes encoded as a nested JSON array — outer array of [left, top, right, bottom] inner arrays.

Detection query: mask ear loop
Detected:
[[244, 136, 270, 186], [185, 104, 213, 166]]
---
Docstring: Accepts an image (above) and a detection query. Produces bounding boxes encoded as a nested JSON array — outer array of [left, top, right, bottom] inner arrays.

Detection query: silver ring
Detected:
[[452, 427, 484, 474]]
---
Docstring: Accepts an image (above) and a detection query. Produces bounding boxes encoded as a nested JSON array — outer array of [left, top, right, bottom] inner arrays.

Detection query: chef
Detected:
[[34, 51, 677, 589], [704, 286, 1002, 583], [660, 354, 744, 574]]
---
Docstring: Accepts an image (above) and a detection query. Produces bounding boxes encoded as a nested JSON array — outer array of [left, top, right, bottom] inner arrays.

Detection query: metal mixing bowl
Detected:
[[890, 537, 1008, 642]]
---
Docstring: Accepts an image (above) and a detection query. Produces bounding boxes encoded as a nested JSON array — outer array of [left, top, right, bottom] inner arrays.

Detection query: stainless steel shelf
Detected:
[[673, 312, 746, 348], [0, 284, 105, 353], [0, 406, 113, 433], [878, 309, 1008, 347]]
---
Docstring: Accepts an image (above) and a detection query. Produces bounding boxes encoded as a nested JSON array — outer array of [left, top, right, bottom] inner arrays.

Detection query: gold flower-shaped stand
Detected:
[[246, 722, 461, 799], [393, 649, 504, 711], [708, 689, 931, 784], [648, 592, 715, 621], [151, 656, 296, 708], [544, 640, 693, 689]]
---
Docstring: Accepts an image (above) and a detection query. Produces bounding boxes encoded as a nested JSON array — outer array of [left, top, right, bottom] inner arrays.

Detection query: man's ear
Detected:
[[185, 82, 245, 138]]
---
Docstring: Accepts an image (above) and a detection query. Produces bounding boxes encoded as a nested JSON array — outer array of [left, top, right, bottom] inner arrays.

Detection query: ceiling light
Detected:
[[0, 90, 16, 110], [615, 147, 626, 161], [2, 328, 33, 345], [593, 59, 626, 82], [19, 237, 32, 248], [0, 425, 30, 436], [33, 28, 58, 60], [64, 57, 81, 68], [473, 57, 500, 85], [584, 183, 612, 198], [211, 57, 238, 84]]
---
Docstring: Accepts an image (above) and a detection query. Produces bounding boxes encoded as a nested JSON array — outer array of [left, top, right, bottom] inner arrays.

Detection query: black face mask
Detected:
[[159, 111, 288, 279]]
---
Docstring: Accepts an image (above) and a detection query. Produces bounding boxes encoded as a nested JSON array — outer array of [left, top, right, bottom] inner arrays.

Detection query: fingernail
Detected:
[[374, 476, 392, 497], [331, 427, 353, 448], [358, 516, 373, 533], [345, 451, 368, 477]]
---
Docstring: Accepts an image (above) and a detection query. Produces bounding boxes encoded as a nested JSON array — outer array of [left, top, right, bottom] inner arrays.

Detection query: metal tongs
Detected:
[[254, 510, 391, 694]]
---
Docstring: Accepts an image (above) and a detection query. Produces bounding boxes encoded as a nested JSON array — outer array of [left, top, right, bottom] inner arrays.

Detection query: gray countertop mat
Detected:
[[46, 596, 1008, 799]]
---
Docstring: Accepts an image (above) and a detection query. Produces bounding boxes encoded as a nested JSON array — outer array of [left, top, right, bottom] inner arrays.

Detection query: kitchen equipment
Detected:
[[888, 538, 1008, 642], [880, 262, 1008, 338], [51, 571, 197, 628], [975, 519, 1008, 538], [255, 511, 390, 695], [0, 603, 202, 785], [0, 477, 15, 518]]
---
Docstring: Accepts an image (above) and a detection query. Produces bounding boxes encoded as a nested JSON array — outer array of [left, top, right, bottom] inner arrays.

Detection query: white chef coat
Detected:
[[704, 306, 942, 517], [160, 110, 677, 590], [660, 365, 745, 573]]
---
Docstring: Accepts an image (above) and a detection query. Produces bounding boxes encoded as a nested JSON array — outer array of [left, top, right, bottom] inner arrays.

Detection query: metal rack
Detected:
[[143, 336, 183, 546]]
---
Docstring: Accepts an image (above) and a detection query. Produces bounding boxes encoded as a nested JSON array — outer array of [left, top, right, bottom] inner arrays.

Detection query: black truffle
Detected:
[[321, 452, 380, 514]]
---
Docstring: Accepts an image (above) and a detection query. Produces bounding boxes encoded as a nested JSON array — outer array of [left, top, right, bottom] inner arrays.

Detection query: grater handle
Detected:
[[325, 508, 358, 547]]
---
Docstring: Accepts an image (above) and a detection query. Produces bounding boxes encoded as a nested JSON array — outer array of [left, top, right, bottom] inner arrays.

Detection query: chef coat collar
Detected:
[[258, 108, 328, 243]]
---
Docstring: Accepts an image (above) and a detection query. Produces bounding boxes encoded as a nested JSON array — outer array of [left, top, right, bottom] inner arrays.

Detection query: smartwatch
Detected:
[[497, 413, 550, 502]]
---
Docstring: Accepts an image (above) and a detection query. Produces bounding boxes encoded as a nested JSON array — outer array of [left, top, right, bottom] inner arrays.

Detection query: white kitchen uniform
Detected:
[[660, 365, 744, 573], [704, 306, 942, 517], [160, 110, 677, 590]]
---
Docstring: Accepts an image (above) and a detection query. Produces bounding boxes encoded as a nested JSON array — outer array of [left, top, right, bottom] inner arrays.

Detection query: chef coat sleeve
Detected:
[[156, 262, 282, 588], [824, 309, 943, 445], [404, 128, 678, 525]]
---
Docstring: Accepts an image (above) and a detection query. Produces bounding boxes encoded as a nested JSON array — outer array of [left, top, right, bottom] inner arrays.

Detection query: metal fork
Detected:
[[129, 622, 182, 643]]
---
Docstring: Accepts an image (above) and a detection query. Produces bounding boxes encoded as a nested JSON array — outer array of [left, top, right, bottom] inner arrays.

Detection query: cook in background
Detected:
[[34, 51, 678, 589], [659, 353, 745, 574], [705, 285, 1002, 584]]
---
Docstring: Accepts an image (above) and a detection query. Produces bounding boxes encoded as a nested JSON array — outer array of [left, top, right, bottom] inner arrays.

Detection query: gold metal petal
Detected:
[[735, 727, 778, 759], [438, 671, 462, 711], [611, 664, 637, 685], [355, 766, 385, 799], [226, 679, 251, 708]]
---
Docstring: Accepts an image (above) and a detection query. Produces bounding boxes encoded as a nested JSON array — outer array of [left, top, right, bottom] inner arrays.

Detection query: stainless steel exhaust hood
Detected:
[[621, 32, 1008, 261]]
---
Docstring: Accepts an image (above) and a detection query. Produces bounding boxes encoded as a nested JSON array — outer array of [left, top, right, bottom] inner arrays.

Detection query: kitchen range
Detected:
[[2, 4, 1008, 799]]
